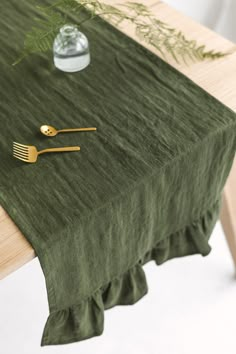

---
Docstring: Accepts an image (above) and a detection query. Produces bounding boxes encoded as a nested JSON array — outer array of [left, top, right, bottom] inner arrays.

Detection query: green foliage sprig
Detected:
[[14, 0, 228, 65]]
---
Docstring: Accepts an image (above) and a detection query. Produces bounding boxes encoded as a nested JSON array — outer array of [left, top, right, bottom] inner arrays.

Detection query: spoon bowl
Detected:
[[40, 125, 58, 137], [40, 124, 97, 137]]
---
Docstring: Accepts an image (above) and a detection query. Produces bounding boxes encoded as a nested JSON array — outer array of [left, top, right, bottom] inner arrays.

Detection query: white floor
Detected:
[[1, 222, 236, 354]]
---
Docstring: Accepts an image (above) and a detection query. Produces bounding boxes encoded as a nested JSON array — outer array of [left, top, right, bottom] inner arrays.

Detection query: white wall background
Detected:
[[1, 2, 236, 354], [165, 0, 236, 42]]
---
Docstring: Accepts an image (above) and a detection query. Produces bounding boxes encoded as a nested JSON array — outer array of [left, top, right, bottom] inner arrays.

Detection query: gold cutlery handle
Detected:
[[58, 128, 97, 133], [38, 146, 80, 155]]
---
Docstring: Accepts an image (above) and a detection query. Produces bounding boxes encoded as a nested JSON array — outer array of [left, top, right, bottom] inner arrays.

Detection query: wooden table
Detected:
[[1, 0, 236, 280]]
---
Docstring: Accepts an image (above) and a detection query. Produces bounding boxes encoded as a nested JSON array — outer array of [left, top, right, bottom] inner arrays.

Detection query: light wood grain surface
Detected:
[[1, 0, 235, 279]]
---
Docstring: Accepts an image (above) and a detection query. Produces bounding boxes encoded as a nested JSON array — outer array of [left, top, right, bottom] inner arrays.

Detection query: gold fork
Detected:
[[13, 142, 80, 163]]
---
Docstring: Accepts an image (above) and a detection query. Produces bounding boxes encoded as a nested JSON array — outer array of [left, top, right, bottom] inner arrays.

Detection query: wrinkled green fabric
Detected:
[[0, 0, 236, 346]]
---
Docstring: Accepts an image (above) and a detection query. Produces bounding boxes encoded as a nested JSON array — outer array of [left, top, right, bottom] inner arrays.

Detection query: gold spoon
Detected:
[[40, 125, 97, 137]]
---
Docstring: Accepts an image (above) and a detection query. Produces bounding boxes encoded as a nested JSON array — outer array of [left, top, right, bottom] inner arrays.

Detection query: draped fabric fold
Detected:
[[41, 202, 219, 346]]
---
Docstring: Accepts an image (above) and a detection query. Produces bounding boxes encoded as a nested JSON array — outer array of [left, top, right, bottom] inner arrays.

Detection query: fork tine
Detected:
[[13, 142, 29, 152], [13, 148, 28, 156], [13, 154, 29, 162], [13, 148, 28, 155], [13, 146, 29, 155], [12, 142, 32, 162], [13, 142, 28, 148], [13, 145, 28, 153], [13, 151, 29, 159], [13, 143, 28, 150], [13, 142, 29, 149]]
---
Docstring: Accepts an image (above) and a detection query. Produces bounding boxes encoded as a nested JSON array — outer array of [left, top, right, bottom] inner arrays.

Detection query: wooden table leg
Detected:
[[220, 158, 236, 270]]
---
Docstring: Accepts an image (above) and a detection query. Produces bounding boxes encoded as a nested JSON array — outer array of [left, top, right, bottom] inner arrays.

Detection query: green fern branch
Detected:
[[13, 0, 229, 65]]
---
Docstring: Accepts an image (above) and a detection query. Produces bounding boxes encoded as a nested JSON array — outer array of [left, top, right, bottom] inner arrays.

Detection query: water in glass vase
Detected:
[[53, 25, 90, 73]]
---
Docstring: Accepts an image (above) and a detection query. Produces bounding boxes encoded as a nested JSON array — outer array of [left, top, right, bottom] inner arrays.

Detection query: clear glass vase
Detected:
[[53, 24, 90, 73]]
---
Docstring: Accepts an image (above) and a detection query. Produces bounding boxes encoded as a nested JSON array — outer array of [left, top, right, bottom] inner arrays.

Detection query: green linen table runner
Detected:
[[0, 0, 236, 346]]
